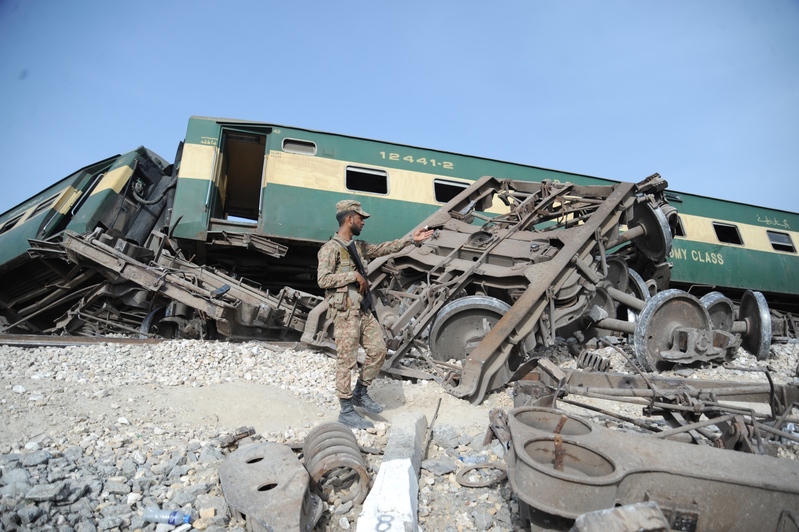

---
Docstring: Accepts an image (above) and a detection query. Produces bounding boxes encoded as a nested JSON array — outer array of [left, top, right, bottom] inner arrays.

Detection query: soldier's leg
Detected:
[[359, 311, 387, 385], [334, 310, 373, 429], [352, 311, 386, 414], [334, 310, 361, 399]]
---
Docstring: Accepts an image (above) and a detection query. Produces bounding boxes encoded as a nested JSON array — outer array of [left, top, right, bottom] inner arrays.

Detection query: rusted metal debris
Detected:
[[492, 405, 799, 531], [302, 422, 371, 505], [302, 174, 771, 403], [218, 442, 323, 532], [217, 426, 256, 448], [52, 228, 323, 340], [482, 363, 799, 530]]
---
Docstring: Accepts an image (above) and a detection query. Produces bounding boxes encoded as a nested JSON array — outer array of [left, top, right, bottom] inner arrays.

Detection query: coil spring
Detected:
[[302, 422, 371, 505]]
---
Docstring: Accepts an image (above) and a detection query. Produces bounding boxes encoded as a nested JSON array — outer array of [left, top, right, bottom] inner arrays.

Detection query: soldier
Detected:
[[317, 199, 434, 429]]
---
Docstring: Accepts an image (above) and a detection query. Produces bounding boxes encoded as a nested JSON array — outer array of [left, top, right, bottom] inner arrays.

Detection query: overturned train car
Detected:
[[0, 117, 795, 388]]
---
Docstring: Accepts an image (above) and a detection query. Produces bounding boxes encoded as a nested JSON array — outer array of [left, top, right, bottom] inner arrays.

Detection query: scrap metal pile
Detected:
[[482, 358, 799, 531]]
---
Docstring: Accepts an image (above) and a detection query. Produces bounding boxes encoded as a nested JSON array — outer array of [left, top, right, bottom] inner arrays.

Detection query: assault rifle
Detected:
[[345, 241, 377, 318]]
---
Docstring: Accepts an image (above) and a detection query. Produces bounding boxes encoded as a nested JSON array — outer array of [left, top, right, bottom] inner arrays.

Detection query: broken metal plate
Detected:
[[219, 442, 322, 532], [504, 406, 799, 531]]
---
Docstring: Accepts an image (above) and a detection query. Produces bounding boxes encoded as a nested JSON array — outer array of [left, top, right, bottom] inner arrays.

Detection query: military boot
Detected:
[[352, 380, 384, 414], [338, 398, 373, 429]]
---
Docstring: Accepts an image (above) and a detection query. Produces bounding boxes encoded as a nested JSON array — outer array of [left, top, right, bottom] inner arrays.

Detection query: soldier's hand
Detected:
[[412, 227, 435, 243], [355, 272, 368, 294]]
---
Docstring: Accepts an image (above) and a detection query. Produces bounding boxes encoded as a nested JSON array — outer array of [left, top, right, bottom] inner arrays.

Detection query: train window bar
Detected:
[[712, 222, 743, 245], [282, 138, 317, 156], [345, 166, 388, 195], [434, 179, 469, 203], [767, 230, 796, 253]]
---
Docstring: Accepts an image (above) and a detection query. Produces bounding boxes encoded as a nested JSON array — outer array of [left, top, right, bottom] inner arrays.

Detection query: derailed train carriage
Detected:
[[0, 117, 797, 394], [3, 116, 799, 531]]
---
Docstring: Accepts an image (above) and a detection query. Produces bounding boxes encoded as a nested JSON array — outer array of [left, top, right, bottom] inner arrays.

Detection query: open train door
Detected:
[[171, 120, 271, 242]]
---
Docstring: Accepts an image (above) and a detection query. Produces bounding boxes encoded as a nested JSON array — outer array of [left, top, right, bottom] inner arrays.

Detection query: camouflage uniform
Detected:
[[317, 231, 411, 399]]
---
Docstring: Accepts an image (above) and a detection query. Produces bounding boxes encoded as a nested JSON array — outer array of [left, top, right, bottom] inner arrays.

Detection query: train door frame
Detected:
[[209, 127, 270, 229]]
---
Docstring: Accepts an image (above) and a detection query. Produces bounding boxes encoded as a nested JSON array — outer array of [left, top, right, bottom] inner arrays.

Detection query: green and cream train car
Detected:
[[0, 116, 796, 335], [168, 116, 799, 311]]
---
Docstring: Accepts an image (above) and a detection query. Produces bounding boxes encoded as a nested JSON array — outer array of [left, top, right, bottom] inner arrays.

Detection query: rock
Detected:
[[422, 457, 458, 475], [12, 384, 27, 394], [192, 516, 214, 530], [471, 508, 494, 530], [195, 494, 228, 520], [75, 522, 98, 532], [21, 449, 52, 467], [432, 424, 460, 448], [2, 466, 31, 484], [103, 480, 130, 495], [63, 445, 84, 462], [131, 450, 147, 465], [17, 504, 43, 525], [0, 480, 32, 498], [334, 500, 353, 514], [25, 481, 70, 502], [97, 515, 124, 530], [198, 445, 223, 464]]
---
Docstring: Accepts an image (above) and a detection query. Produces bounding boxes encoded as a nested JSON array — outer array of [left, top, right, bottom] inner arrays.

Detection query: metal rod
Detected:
[[653, 414, 736, 439]]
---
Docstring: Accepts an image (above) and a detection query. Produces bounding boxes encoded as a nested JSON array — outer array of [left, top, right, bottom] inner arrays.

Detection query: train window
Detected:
[[345, 166, 388, 195], [282, 138, 317, 156], [767, 230, 796, 253], [31, 193, 59, 217], [712, 222, 743, 245], [0, 213, 23, 235], [434, 179, 469, 203]]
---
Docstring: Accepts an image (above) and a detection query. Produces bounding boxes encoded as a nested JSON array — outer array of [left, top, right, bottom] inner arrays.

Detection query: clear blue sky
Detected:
[[1, 1, 797, 214]]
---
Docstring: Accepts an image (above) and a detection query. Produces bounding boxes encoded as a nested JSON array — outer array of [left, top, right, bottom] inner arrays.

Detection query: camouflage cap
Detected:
[[335, 199, 370, 219]]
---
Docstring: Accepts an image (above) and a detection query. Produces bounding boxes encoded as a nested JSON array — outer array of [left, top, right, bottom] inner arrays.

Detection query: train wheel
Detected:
[[739, 290, 772, 360], [627, 268, 652, 303], [140, 306, 178, 339], [604, 257, 630, 293], [700, 291, 735, 332], [429, 296, 513, 362], [429, 296, 535, 390], [630, 201, 673, 262], [633, 289, 712, 371]]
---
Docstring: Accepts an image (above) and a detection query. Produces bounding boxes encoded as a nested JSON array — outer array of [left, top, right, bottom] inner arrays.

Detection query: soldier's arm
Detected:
[[317, 243, 359, 289], [360, 236, 413, 260]]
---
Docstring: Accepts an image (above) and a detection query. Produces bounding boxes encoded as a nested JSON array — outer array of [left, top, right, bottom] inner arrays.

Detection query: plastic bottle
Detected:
[[142, 507, 191, 525]]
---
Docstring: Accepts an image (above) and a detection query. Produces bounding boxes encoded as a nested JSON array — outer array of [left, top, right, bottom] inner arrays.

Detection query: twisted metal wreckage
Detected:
[[10, 174, 799, 529], [15, 173, 776, 396]]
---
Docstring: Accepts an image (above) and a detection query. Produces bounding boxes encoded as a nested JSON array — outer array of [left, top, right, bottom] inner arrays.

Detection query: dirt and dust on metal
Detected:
[[298, 173, 798, 531], [301, 173, 780, 401]]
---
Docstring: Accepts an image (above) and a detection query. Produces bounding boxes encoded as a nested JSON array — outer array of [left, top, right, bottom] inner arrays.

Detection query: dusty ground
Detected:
[[1, 339, 797, 531]]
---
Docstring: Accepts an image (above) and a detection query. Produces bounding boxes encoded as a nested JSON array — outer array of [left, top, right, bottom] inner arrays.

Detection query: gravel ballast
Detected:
[[1, 339, 797, 531]]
